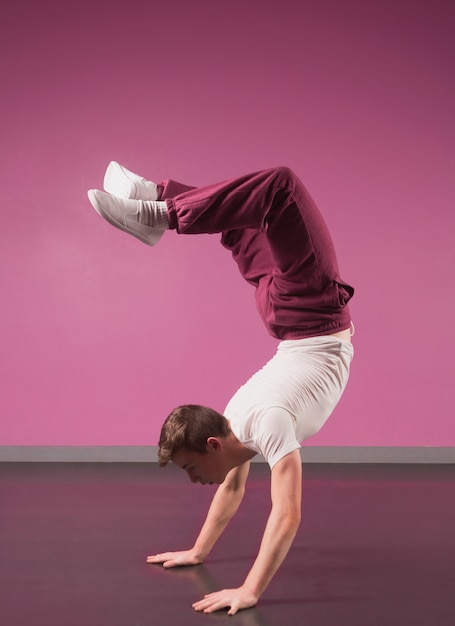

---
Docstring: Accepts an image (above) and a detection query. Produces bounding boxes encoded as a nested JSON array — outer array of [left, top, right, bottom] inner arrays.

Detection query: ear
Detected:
[[206, 437, 222, 452]]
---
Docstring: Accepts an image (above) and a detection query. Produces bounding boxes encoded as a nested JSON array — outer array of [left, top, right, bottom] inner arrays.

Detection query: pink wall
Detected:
[[1, 0, 454, 447]]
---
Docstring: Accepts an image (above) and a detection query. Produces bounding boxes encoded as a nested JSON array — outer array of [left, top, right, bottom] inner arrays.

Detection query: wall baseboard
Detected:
[[0, 446, 453, 463]]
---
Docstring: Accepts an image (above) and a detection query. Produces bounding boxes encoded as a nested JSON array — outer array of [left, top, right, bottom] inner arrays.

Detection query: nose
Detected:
[[188, 472, 199, 484]]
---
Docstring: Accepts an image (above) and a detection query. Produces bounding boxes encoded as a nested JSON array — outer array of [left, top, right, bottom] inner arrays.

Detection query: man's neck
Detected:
[[225, 430, 257, 469]]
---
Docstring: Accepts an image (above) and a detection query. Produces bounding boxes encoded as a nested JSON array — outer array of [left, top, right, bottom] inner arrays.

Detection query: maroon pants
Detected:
[[158, 167, 353, 340]]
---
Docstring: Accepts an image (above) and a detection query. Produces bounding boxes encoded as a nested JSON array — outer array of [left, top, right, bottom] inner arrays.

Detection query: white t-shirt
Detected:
[[224, 336, 353, 468]]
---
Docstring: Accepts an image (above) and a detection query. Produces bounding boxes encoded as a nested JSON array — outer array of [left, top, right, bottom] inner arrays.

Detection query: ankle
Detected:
[[137, 200, 169, 229]]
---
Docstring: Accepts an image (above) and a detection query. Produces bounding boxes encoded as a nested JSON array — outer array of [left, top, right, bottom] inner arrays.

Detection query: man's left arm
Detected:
[[192, 448, 302, 615]]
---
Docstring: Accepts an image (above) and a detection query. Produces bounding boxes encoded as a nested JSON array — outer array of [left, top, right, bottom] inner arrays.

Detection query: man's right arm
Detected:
[[146, 461, 250, 568]]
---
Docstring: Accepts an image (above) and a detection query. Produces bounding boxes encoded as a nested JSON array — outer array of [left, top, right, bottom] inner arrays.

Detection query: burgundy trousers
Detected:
[[158, 167, 353, 340]]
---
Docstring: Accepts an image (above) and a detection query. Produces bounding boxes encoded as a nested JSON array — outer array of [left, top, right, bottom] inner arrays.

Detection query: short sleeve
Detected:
[[254, 406, 301, 468]]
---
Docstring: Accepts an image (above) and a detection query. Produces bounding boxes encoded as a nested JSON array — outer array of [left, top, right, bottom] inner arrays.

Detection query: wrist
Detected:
[[240, 582, 260, 604], [192, 543, 209, 561], [241, 579, 261, 601]]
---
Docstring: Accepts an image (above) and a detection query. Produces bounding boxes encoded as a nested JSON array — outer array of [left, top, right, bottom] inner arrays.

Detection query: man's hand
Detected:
[[147, 463, 250, 571], [146, 549, 203, 568], [192, 586, 258, 615]]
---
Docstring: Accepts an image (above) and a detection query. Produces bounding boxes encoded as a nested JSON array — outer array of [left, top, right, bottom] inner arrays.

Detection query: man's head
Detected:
[[158, 405, 231, 483]]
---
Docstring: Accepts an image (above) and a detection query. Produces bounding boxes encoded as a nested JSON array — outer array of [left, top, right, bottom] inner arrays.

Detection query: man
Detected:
[[88, 162, 354, 615]]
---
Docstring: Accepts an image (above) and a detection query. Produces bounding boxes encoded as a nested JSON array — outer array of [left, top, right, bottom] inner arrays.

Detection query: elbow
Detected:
[[283, 510, 301, 535], [292, 512, 302, 530], [221, 480, 246, 503], [274, 503, 301, 531]]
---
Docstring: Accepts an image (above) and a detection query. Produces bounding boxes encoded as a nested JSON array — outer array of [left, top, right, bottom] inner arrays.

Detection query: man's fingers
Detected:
[[227, 602, 239, 616], [146, 553, 174, 564], [146, 554, 165, 563], [146, 550, 202, 567], [146, 557, 176, 568], [193, 587, 257, 615], [193, 593, 230, 614]]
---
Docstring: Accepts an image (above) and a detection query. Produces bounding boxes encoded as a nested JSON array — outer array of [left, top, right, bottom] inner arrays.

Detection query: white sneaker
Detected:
[[87, 189, 165, 246], [103, 161, 159, 200]]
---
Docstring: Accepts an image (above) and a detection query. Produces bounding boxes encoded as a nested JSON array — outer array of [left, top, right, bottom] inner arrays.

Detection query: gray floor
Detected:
[[1, 462, 454, 626]]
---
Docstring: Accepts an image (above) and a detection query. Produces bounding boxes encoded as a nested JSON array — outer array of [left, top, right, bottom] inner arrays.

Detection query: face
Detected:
[[172, 440, 228, 485]]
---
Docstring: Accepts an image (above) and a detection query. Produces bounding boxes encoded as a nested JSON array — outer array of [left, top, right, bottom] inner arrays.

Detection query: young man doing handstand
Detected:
[[88, 162, 354, 615]]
